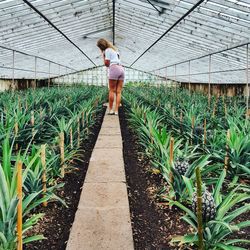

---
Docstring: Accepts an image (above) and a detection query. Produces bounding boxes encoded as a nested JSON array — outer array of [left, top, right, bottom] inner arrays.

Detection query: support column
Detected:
[[12, 50, 15, 90], [48, 61, 51, 88], [246, 44, 249, 118], [208, 55, 212, 106], [188, 60, 191, 94], [34, 56, 37, 89]]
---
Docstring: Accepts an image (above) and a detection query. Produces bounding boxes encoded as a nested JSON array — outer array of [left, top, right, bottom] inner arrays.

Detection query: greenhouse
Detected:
[[0, 0, 249, 249]]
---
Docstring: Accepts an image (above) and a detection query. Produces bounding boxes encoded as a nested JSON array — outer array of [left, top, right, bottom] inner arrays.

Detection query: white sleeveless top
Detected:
[[105, 48, 121, 65]]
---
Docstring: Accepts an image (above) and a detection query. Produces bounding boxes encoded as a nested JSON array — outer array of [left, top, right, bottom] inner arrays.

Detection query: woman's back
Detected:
[[105, 48, 121, 65]]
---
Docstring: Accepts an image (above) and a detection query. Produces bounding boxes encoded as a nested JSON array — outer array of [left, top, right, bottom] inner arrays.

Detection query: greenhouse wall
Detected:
[[181, 82, 249, 97]]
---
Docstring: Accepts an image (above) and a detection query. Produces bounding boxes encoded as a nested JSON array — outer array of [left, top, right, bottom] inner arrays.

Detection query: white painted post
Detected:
[[34, 56, 37, 89], [92, 68, 94, 85], [58, 65, 60, 89], [246, 44, 249, 118], [189, 60, 191, 94], [67, 68, 70, 85], [48, 61, 51, 88], [12, 50, 15, 90], [174, 64, 177, 88], [165, 67, 167, 86], [208, 55, 212, 106]]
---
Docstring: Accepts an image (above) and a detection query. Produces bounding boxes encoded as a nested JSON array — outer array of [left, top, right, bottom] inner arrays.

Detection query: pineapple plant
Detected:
[[169, 169, 250, 249]]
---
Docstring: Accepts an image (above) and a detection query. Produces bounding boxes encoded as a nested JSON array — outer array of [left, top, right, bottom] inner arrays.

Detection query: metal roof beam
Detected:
[[129, 0, 206, 66], [22, 0, 96, 66], [112, 0, 115, 44], [153, 41, 250, 71]]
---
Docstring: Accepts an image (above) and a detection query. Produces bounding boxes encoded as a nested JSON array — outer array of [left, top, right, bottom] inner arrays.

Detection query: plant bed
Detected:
[[24, 106, 106, 250], [121, 86, 250, 249], [119, 106, 190, 250]]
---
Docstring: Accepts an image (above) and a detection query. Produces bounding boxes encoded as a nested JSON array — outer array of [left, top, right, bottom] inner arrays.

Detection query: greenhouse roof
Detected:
[[0, 0, 249, 83]]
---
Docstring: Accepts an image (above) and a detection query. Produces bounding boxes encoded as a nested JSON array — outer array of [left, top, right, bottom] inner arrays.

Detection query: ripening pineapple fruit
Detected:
[[194, 126, 204, 136], [192, 189, 216, 222], [174, 159, 190, 176]]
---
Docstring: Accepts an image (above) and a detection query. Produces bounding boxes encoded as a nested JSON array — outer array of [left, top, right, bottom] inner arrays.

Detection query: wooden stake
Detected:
[[15, 122, 19, 150], [180, 111, 183, 132], [31, 111, 35, 126], [70, 127, 73, 149], [31, 111, 35, 139], [17, 161, 23, 250], [170, 137, 174, 165], [191, 116, 195, 145], [77, 118, 80, 148], [196, 167, 204, 250], [203, 119, 207, 145], [40, 107, 43, 121], [18, 96, 21, 110], [82, 112, 85, 128], [212, 96, 218, 118], [59, 132, 65, 178], [41, 145, 47, 207], [169, 137, 174, 186], [224, 130, 230, 170], [224, 103, 227, 117]]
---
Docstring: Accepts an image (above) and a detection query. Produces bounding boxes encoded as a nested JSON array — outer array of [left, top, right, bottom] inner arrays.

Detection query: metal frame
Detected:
[[0, 0, 249, 85]]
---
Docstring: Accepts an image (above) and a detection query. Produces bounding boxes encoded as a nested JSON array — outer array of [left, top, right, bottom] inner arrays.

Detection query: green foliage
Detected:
[[123, 85, 250, 249], [0, 86, 107, 248]]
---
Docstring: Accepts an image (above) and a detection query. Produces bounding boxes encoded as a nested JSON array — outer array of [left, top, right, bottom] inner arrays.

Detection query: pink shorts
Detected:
[[109, 64, 125, 80]]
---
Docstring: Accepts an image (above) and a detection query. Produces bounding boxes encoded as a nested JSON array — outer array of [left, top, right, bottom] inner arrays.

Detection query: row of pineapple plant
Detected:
[[122, 85, 250, 249], [0, 86, 107, 249]]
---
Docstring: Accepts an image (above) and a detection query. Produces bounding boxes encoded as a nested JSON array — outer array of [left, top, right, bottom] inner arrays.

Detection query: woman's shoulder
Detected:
[[106, 47, 117, 53]]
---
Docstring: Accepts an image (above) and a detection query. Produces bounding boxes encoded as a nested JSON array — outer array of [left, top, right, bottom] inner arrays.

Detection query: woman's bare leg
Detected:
[[115, 80, 123, 112], [109, 79, 117, 111]]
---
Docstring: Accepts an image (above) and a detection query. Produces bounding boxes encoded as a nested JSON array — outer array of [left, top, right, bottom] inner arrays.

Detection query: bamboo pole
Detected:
[[15, 122, 19, 150], [150, 122, 153, 144], [180, 111, 183, 132], [191, 116, 195, 145], [82, 112, 85, 128], [18, 96, 21, 110], [77, 118, 80, 148], [70, 127, 73, 149], [31, 111, 35, 139], [40, 107, 43, 121], [224, 102, 227, 117], [224, 130, 230, 170], [169, 137, 174, 186], [196, 167, 204, 250], [212, 95, 218, 118], [4, 107, 8, 126], [203, 119, 207, 145], [172, 107, 175, 117], [41, 145, 47, 207], [17, 161, 23, 250], [59, 132, 65, 178]]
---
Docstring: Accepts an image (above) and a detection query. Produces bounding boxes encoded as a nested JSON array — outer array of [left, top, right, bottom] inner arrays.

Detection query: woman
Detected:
[[97, 38, 125, 115]]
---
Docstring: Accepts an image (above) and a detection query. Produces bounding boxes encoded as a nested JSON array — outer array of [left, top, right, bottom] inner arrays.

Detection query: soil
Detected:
[[25, 107, 106, 250], [119, 107, 190, 250]]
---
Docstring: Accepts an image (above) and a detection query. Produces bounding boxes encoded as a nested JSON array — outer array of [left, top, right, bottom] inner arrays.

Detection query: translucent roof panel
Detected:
[[0, 0, 249, 83]]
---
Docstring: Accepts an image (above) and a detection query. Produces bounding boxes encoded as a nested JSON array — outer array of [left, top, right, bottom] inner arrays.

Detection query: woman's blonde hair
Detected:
[[97, 38, 117, 52]]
